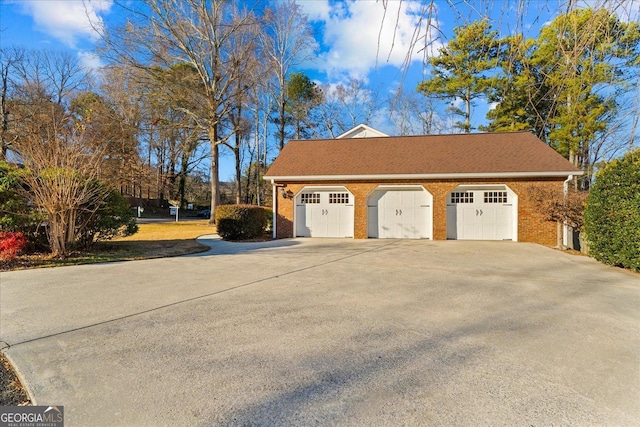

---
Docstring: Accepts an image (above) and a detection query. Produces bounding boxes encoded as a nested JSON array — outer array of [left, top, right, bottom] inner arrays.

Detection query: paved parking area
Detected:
[[1, 238, 639, 426]]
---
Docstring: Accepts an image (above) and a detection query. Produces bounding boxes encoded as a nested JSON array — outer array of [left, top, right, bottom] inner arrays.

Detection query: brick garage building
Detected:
[[264, 128, 582, 246]]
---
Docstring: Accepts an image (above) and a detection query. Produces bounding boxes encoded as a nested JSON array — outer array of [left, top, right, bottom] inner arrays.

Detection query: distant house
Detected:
[[264, 126, 582, 246]]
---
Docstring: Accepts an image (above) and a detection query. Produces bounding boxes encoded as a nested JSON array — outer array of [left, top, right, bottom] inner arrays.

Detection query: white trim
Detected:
[[271, 180, 277, 239], [336, 124, 388, 139], [265, 171, 583, 181]]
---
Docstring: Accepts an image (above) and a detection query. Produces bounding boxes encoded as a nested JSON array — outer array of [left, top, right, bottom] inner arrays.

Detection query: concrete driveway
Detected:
[[1, 238, 638, 426]]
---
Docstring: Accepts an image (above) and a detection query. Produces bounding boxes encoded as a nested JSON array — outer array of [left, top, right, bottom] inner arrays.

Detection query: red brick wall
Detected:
[[272, 178, 563, 246]]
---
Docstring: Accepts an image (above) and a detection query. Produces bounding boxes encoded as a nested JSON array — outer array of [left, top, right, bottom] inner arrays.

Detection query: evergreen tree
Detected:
[[534, 8, 639, 172], [286, 72, 322, 139], [417, 20, 501, 133], [486, 8, 640, 186], [481, 35, 553, 141]]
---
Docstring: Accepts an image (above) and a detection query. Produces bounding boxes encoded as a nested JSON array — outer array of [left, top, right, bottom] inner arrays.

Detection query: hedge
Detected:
[[584, 149, 640, 271], [215, 204, 272, 240]]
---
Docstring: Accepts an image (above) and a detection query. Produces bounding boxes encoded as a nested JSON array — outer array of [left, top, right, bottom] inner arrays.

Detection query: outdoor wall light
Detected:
[[280, 188, 294, 199]]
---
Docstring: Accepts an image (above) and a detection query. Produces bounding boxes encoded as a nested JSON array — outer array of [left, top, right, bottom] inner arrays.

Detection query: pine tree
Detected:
[[417, 20, 501, 133]]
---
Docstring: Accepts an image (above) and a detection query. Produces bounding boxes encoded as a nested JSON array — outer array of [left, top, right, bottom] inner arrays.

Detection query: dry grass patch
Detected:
[[115, 220, 215, 241]]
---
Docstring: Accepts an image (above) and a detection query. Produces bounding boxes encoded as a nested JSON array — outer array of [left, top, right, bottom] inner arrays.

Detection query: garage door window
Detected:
[[484, 191, 508, 203], [450, 192, 474, 203], [301, 193, 320, 204], [329, 193, 350, 204]]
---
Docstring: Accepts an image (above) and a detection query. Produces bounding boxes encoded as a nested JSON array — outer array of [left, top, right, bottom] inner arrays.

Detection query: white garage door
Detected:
[[368, 188, 432, 239], [446, 188, 514, 240], [295, 189, 354, 237]]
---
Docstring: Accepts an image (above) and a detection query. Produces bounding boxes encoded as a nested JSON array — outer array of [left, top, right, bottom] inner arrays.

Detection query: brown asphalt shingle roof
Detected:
[[265, 131, 581, 178]]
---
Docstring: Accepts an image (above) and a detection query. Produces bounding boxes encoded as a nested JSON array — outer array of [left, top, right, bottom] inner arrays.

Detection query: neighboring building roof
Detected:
[[336, 124, 389, 139], [265, 131, 582, 181]]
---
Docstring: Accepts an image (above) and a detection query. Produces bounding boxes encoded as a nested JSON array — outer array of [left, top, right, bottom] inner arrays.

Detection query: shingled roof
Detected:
[[265, 131, 581, 180]]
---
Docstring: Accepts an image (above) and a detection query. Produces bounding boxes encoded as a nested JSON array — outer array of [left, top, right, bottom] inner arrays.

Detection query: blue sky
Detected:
[[2, 0, 638, 179]]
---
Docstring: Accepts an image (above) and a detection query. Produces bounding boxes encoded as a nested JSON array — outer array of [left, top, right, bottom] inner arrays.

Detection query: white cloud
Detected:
[[297, 0, 332, 21], [15, 0, 112, 48], [577, 0, 640, 22], [77, 51, 103, 71], [301, 0, 440, 77]]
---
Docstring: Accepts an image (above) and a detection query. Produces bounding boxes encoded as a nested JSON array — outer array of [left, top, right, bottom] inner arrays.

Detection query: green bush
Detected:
[[215, 204, 271, 240], [0, 161, 48, 250], [584, 149, 640, 271], [75, 184, 139, 249]]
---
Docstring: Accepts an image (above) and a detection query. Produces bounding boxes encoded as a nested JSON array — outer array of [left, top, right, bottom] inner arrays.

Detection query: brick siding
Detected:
[[273, 178, 563, 246]]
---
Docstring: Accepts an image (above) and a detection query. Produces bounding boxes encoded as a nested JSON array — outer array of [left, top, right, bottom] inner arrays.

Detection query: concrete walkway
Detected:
[[1, 238, 638, 426]]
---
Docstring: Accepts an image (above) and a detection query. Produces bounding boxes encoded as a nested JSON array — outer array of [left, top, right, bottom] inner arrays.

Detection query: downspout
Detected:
[[271, 179, 277, 239], [562, 175, 574, 248]]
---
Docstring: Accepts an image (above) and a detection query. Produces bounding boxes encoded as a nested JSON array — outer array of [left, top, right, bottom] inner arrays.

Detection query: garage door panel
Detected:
[[447, 189, 514, 241], [369, 189, 432, 239], [296, 190, 354, 238]]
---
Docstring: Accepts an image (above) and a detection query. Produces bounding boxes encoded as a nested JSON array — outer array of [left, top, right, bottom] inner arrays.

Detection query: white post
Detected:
[[271, 180, 277, 239]]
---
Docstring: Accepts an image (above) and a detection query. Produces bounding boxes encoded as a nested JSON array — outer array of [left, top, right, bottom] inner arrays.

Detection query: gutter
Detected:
[[562, 174, 574, 247], [264, 170, 584, 182], [563, 174, 573, 196]]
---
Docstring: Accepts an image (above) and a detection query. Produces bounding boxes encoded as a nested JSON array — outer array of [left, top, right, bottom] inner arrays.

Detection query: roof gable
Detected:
[[265, 132, 582, 180], [336, 124, 388, 139]]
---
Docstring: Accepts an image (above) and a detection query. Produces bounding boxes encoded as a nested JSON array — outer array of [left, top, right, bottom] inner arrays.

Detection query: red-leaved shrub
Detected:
[[0, 232, 27, 261]]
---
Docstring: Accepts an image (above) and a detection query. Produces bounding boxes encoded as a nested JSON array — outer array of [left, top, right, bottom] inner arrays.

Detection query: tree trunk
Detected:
[[178, 152, 188, 209], [465, 87, 471, 133], [0, 66, 8, 161], [235, 134, 241, 205], [279, 74, 286, 150], [209, 124, 220, 224]]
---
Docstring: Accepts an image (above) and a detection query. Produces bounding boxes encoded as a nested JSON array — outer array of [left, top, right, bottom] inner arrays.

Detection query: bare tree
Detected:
[[100, 0, 256, 220], [223, 6, 262, 204], [12, 50, 90, 106], [0, 47, 25, 160], [316, 78, 382, 138], [98, 64, 148, 199], [389, 87, 444, 135], [12, 96, 108, 257], [260, 0, 316, 151]]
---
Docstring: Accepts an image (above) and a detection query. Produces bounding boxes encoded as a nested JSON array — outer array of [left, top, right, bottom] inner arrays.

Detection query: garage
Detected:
[[368, 187, 432, 239], [446, 185, 516, 241], [295, 187, 354, 237], [266, 128, 580, 244]]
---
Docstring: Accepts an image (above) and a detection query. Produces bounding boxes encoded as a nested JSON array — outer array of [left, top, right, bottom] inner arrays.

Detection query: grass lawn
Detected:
[[1, 220, 216, 271]]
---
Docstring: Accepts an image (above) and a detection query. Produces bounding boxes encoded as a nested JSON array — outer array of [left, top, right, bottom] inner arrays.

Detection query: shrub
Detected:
[[75, 185, 139, 249], [0, 232, 27, 261], [584, 149, 640, 271], [215, 204, 271, 240], [527, 185, 588, 230], [0, 161, 48, 250]]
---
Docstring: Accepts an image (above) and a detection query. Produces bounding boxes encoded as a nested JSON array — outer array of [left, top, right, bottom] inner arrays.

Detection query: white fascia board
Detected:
[[264, 171, 583, 182]]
